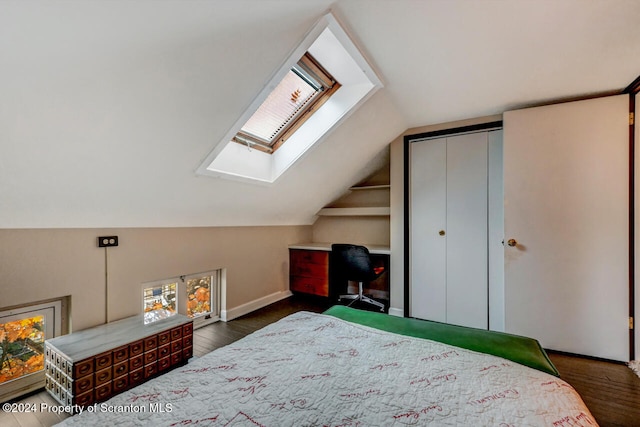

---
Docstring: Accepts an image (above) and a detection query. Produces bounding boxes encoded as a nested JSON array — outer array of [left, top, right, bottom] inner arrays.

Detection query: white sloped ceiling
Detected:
[[1, 0, 639, 228]]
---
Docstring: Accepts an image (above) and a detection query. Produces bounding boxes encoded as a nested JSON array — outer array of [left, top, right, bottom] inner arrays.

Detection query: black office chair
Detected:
[[331, 244, 385, 312]]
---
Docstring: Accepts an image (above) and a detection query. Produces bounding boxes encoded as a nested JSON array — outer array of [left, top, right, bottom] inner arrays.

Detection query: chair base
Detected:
[[338, 281, 385, 312]]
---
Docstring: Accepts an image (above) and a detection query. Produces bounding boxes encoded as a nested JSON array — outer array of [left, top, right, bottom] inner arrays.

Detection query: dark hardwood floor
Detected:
[[3, 295, 639, 426], [547, 351, 640, 427]]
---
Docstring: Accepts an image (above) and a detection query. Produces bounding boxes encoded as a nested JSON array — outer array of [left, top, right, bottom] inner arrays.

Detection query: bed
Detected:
[[56, 306, 597, 426]]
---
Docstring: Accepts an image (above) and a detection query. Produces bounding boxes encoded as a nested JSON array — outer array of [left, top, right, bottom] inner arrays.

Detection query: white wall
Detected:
[[0, 226, 311, 331], [312, 154, 391, 247], [389, 137, 404, 315]]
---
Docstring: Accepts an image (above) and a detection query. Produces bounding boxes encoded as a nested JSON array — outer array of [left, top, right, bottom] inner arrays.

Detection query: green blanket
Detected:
[[324, 305, 559, 377]]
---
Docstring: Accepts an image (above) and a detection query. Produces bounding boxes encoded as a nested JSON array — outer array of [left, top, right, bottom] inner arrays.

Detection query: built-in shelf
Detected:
[[349, 184, 390, 191], [316, 207, 391, 217], [316, 180, 390, 218]]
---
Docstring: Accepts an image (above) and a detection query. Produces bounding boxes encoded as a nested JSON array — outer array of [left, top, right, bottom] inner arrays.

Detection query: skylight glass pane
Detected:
[[241, 70, 320, 144]]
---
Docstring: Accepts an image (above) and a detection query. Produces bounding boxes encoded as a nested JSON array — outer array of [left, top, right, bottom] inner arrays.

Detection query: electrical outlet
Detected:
[[98, 236, 119, 247]]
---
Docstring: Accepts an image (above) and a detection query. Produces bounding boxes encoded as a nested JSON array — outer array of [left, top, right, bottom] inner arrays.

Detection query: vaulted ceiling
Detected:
[[2, 0, 639, 228]]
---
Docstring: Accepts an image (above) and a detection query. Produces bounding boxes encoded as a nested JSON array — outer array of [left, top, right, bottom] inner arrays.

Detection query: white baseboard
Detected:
[[221, 290, 293, 322], [388, 307, 404, 317]]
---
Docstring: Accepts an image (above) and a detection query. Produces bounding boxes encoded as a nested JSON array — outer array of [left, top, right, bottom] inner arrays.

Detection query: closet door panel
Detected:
[[504, 95, 628, 361], [488, 130, 505, 332], [446, 133, 488, 329], [410, 139, 447, 322]]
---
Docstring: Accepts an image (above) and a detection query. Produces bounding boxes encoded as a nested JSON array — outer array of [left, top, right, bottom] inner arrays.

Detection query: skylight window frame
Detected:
[[233, 52, 341, 154], [196, 12, 384, 185]]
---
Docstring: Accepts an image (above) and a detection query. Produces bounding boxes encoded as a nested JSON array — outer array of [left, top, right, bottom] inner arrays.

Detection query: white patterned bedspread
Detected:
[[57, 312, 597, 426]]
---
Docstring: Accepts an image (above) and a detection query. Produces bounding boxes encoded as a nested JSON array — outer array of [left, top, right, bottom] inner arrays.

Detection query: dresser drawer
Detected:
[[290, 276, 329, 297], [290, 249, 328, 265], [144, 349, 158, 365], [171, 352, 182, 365], [290, 261, 329, 278], [113, 360, 129, 378], [171, 339, 183, 353], [170, 326, 182, 341], [129, 339, 144, 356], [95, 367, 112, 387], [182, 346, 193, 360], [158, 344, 171, 359], [113, 345, 129, 363], [144, 363, 157, 379], [130, 354, 144, 371], [158, 330, 171, 346], [95, 382, 112, 401], [158, 356, 172, 372], [113, 375, 129, 393], [129, 368, 144, 384], [74, 358, 94, 378], [73, 374, 94, 395], [95, 351, 112, 372], [76, 390, 94, 407], [144, 335, 158, 351], [182, 323, 193, 336]]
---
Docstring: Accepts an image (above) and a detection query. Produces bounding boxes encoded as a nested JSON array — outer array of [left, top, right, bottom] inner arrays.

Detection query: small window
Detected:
[[141, 270, 221, 328], [0, 315, 44, 385], [233, 52, 340, 154], [0, 299, 63, 402], [185, 272, 217, 320], [142, 281, 177, 324], [184, 270, 220, 328]]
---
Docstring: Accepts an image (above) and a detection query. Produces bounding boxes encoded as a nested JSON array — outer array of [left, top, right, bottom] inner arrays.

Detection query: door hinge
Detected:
[[630, 112, 635, 126], [631, 317, 635, 330]]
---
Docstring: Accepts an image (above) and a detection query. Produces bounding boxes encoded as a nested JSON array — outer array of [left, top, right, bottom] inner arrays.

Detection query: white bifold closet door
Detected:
[[504, 95, 629, 361], [410, 131, 489, 329]]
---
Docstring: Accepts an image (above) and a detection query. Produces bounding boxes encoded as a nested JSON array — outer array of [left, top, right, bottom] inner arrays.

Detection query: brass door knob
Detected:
[[507, 238, 517, 247], [439, 230, 445, 236]]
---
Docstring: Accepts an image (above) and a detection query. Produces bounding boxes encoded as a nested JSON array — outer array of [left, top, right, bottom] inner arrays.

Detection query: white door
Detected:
[[410, 132, 488, 329], [410, 138, 447, 323], [504, 95, 629, 361], [488, 129, 505, 332], [445, 133, 488, 328]]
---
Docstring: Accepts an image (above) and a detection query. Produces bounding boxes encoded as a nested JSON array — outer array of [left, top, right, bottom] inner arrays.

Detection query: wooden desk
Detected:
[[289, 242, 390, 255], [288, 243, 390, 300]]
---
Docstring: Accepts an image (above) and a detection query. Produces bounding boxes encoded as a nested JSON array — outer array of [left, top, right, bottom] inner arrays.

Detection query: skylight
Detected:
[[233, 53, 339, 154], [239, 70, 318, 145], [196, 12, 383, 184]]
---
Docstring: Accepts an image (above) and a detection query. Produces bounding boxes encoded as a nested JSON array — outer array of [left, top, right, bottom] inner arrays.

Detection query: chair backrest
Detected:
[[331, 244, 377, 282]]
